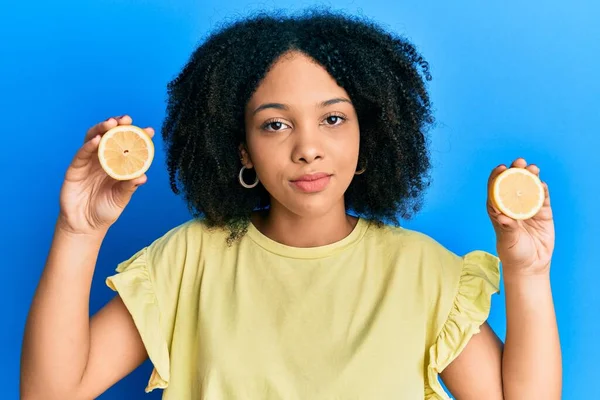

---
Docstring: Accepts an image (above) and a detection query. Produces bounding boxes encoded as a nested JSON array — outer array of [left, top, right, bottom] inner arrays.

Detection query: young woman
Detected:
[[21, 11, 561, 400]]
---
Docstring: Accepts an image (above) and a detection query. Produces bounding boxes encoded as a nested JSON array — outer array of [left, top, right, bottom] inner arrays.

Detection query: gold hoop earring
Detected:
[[239, 166, 259, 188], [355, 166, 366, 175]]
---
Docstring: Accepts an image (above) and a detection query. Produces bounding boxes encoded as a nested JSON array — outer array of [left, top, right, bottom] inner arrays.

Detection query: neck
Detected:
[[251, 204, 358, 248]]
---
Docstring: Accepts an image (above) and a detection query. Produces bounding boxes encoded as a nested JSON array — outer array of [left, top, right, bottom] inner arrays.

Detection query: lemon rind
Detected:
[[98, 125, 155, 181], [492, 168, 544, 220]]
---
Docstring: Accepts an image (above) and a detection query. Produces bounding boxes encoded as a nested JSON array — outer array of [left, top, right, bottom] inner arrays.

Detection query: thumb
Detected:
[[487, 194, 519, 234], [71, 135, 101, 169], [113, 175, 147, 208], [493, 214, 519, 232], [490, 212, 521, 248]]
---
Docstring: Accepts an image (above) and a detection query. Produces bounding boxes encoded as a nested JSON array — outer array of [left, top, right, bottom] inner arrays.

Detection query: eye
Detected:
[[262, 119, 291, 132], [322, 114, 346, 126]]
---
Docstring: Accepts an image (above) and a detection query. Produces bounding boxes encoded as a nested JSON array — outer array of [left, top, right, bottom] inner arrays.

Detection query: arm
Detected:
[[21, 223, 148, 400], [441, 274, 561, 400], [21, 116, 154, 399], [442, 159, 561, 399], [501, 273, 561, 398], [440, 322, 503, 399]]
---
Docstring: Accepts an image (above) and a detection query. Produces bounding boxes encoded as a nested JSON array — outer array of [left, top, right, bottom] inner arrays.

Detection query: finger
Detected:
[[487, 201, 519, 231], [130, 174, 148, 187], [542, 181, 551, 206], [486, 164, 508, 212], [112, 174, 147, 208], [84, 118, 118, 143], [83, 115, 133, 143], [526, 163, 540, 176], [143, 127, 155, 138], [487, 164, 507, 188], [495, 213, 519, 231], [511, 157, 527, 168], [115, 115, 133, 125], [72, 134, 102, 168], [487, 198, 507, 219]]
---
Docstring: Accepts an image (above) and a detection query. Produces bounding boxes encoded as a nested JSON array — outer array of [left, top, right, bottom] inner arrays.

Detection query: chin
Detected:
[[284, 196, 341, 219], [267, 180, 351, 219]]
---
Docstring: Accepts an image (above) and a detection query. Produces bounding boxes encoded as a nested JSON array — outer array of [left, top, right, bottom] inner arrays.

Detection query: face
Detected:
[[243, 51, 361, 218]]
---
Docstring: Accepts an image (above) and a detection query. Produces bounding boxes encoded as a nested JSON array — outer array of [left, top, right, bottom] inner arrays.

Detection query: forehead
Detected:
[[248, 51, 349, 106]]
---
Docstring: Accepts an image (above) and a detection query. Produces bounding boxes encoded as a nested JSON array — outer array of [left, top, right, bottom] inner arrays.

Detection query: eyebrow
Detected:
[[252, 97, 352, 115]]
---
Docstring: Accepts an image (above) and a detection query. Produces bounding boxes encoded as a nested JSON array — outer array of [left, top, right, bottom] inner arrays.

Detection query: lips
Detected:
[[292, 172, 331, 182], [290, 172, 332, 193]]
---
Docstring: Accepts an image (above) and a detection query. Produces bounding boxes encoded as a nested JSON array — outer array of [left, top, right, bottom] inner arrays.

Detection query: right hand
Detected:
[[58, 115, 155, 235]]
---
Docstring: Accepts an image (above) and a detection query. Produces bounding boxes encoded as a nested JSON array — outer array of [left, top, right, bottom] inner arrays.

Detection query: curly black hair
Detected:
[[161, 9, 435, 241]]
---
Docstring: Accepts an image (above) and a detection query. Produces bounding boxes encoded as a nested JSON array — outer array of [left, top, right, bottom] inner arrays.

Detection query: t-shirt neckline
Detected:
[[246, 217, 369, 259]]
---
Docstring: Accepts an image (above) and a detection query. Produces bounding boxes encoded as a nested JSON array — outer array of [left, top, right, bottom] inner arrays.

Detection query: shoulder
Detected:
[[149, 217, 224, 245], [367, 221, 498, 270], [365, 221, 462, 268], [145, 218, 231, 257], [113, 218, 231, 284], [365, 220, 500, 325]]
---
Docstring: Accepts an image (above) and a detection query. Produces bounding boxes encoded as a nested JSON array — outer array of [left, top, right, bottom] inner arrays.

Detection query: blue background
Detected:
[[2, 0, 598, 399]]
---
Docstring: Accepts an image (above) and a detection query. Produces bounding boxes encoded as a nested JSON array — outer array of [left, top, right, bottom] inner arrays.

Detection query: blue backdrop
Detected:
[[2, 1, 597, 399]]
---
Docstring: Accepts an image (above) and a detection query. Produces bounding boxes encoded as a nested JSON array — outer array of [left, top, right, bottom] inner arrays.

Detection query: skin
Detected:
[[20, 51, 561, 399], [241, 52, 361, 247]]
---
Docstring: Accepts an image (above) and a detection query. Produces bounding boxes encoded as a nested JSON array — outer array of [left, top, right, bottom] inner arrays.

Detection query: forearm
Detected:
[[502, 270, 561, 399], [21, 218, 107, 398]]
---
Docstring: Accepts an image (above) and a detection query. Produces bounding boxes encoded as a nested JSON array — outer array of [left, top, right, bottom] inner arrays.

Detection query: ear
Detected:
[[238, 144, 254, 168]]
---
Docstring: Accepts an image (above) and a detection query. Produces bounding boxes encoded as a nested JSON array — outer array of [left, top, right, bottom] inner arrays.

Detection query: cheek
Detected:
[[335, 127, 361, 165], [247, 139, 286, 182]]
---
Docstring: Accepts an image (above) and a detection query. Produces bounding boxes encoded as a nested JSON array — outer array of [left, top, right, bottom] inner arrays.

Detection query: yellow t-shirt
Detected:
[[106, 217, 500, 399]]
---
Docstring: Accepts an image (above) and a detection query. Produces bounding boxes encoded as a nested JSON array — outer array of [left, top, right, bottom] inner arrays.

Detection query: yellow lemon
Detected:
[[98, 125, 154, 181], [491, 167, 544, 220]]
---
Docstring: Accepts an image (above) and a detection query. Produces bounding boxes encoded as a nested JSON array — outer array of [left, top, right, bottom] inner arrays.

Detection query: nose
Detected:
[[291, 125, 324, 164]]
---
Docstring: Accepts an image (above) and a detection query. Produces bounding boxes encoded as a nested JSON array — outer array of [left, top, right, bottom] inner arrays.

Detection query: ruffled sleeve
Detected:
[[105, 247, 170, 393], [424, 250, 501, 399]]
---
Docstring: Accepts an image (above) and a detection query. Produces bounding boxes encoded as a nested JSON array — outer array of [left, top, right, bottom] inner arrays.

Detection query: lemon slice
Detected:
[[491, 167, 544, 220], [98, 125, 154, 181]]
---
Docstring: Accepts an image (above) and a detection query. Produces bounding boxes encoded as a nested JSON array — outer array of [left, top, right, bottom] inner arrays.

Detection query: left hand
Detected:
[[486, 158, 555, 276]]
